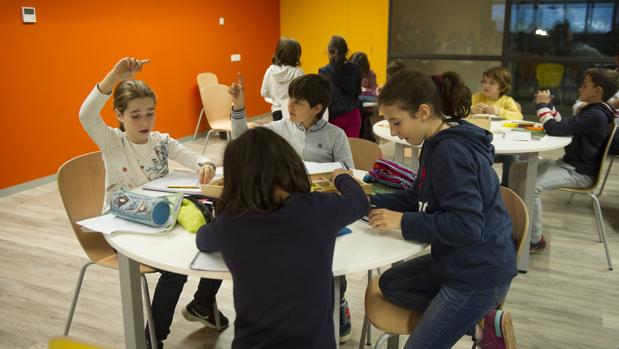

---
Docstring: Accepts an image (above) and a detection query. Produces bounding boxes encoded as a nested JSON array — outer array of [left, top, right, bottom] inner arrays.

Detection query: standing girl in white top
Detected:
[[79, 57, 228, 348], [260, 37, 304, 121]]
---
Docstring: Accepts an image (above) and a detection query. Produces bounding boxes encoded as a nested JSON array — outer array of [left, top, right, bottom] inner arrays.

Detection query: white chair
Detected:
[[560, 123, 616, 270], [193, 72, 219, 141], [200, 84, 233, 154]]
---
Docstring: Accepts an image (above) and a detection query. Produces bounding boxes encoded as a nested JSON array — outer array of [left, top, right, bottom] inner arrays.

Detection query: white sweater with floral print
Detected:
[[79, 85, 215, 210]]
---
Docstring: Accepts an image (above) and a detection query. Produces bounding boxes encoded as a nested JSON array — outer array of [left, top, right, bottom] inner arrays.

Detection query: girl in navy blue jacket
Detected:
[[368, 69, 517, 349]]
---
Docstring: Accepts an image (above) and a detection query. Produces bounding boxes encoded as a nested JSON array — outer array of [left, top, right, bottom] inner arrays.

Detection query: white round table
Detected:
[[372, 120, 422, 170], [105, 170, 426, 349]]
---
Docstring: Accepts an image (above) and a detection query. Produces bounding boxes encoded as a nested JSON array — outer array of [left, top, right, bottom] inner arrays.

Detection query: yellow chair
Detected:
[[57, 152, 158, 347], [200, 84, 233, 154], [348, 137, 383, 171], [560, 123, 616, 270], [360, 186, 527, 348], [193, 72, 219, 141], [48, 336, 113, 349], [535, 63, 565, 107]]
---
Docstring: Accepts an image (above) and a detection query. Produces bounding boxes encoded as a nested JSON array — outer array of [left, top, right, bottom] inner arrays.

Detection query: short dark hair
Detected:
[[585, 68, 619, 101], [288, 74, 331, 119], [217, 127, 310, 216], [482, 66, 513, 96], [379, 69, 471, 120], [386, 60, 406, 81], [272, 37, 302, 67], [349, 52, 370, 79]]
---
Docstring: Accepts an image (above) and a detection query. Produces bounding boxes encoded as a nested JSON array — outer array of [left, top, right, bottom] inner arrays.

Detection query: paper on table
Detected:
[[77, 192, 183, 235], [304, 161, 345, 174], [142, 169, 223, 194], [505, 131, 532, 141], [189, 251, 229, 272]]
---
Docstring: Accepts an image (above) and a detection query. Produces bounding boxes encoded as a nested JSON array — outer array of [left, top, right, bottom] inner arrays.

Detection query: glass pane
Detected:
[[397, 59, 502, 94], [506, 61, 613, 118], [508, 0, 618, 57], [390, 0, 505, 56]]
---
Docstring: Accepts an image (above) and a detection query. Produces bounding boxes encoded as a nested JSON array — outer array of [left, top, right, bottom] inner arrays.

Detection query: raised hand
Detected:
[[535, 90, 553, 104], [228, 72, 245, 111], [99, 57, 151, 94]]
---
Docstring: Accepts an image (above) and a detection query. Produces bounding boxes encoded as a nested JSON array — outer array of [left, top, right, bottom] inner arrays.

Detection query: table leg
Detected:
[[334, 276, 341, 349], [517, 153, 538, 272], [118, 253, 147, 349]]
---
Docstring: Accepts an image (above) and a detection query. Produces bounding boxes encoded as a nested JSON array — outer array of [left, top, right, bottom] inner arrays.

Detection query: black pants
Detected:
[[148, 271, 222, 341], [272, 110, 283, 121]]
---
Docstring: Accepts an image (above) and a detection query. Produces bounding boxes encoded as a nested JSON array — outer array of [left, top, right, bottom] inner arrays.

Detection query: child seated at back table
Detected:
[[196, 127, 369, 348], [509, 68, 619, 253], [471, 66, 523, 186]]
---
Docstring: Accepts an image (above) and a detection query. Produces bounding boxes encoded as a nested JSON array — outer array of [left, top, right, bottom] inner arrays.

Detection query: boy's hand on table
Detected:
[[368, 208, 403, 231]]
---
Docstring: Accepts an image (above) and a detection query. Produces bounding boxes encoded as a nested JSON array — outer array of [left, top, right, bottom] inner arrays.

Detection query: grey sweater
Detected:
[[231, 109, 354, 168]]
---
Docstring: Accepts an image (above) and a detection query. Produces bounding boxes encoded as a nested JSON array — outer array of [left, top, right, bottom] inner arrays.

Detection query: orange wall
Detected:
[[0, 0, 279, 189]]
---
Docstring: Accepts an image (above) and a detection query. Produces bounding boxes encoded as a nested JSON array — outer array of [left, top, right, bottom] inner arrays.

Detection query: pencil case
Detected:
[[109, 191, 171, 227]]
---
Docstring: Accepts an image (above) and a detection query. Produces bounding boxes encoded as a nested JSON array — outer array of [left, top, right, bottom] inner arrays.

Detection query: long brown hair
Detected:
[[217, 127, 310, 216], [113, 80, 156, 131], [378, 69, 471, 120]]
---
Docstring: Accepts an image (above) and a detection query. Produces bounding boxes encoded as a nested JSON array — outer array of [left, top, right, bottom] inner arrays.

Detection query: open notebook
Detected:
[[142, 169, 224, 194]]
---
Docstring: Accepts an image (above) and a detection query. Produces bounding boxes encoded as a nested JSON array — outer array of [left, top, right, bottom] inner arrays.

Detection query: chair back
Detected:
[[590, 122, 618, 189], [468, 117, 491, 131], [200, 84, 232, 130], [535, 63, 564, 88], [500, 186, 529, 260], [57, 152, 115, 263], [196, 72, 218, 88], [348, 137, 383, 171]]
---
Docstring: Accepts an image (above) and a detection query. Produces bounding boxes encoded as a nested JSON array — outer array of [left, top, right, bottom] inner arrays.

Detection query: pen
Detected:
[[167, 186, 200, 189], [341, 161, 350, 170]]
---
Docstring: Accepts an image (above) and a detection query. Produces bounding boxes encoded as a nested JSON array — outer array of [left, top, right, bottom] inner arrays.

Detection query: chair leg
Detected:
[[589, 193, 613, 270], [566, 192, 575, 205], [193, 109, 205, 141], [365, 270, 372, 345], [374, 332, 397, 349], [359, 315, 370, 349], [141, 275, 158, 348], [202, 130, 213, 155], [64, 261, 95, 336], [597, 157, 614, 197]]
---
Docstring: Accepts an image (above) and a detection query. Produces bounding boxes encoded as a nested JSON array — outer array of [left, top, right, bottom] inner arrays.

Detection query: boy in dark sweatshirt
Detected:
[[509, 68, 619, 252]]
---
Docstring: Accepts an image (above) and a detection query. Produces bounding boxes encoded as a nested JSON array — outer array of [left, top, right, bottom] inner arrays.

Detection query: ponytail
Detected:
[[378, 69, 471, 120]]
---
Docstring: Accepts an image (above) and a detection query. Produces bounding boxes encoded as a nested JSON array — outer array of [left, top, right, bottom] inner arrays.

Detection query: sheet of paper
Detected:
[[189, 251, 229, 272], [304, 161, 345, 174], [505, 131, 532, 141], [76, 213, 174, 235]]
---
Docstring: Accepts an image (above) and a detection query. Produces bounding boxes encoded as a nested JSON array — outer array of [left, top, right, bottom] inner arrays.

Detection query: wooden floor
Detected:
[[1, 135, 619, 349]]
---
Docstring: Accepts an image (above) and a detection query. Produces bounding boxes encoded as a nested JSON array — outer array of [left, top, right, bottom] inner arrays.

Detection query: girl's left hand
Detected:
[[198, 164, 216, 184], [368, 208, 403, 231]]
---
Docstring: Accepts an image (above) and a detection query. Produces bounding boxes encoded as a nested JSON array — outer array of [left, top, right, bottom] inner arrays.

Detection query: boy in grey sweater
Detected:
[[229, 73, 354, 169]]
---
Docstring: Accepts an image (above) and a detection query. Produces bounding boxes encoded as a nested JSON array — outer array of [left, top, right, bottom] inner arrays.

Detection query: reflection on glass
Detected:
[[397, 59, 501, 94], [390, 0, 505, 56], [508, 1, 618, 57]]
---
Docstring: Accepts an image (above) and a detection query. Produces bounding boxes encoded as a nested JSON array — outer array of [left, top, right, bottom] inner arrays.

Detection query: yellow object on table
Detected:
[[503, 123, 519, 128]]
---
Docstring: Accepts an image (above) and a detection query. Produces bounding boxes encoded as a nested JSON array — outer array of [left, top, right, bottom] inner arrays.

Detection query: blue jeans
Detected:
[[379, 254, 511, 349]]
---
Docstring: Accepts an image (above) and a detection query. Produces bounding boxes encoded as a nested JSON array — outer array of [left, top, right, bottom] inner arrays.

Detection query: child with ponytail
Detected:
[[368, 69, 517, 349]]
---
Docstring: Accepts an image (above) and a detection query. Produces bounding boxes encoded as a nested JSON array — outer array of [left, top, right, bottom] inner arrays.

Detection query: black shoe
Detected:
[[182, 300, 230, 330]]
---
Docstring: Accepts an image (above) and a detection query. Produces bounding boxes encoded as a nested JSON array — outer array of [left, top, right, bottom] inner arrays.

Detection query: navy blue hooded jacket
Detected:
[[318, 62, 361, 119], [371, 121, 516, 290]]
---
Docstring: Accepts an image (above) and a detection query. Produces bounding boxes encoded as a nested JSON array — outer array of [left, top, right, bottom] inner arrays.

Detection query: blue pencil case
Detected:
[[337, 227, 352, 237]]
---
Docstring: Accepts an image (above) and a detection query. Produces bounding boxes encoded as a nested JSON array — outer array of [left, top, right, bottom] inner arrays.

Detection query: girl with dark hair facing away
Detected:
[[368, 69, 518, 349], [79, 58, 228, 349], [350, 51, 378, 101], [196, 127, 369, 349], [261, 37, 304, 121], [319, 35, 362, 137]]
